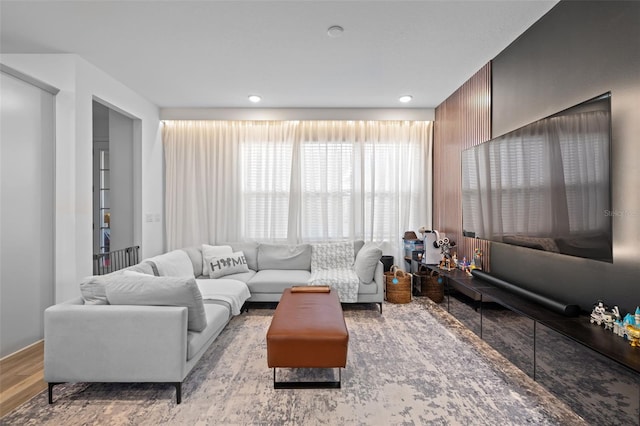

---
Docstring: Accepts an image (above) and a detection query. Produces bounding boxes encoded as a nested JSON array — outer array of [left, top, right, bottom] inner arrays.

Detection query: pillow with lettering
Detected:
[[206, 251, 249, 279], [201, 244, 233, 277]]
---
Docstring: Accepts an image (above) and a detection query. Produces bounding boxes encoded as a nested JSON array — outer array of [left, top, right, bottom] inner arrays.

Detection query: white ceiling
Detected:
[[0, 0, 558, 109]]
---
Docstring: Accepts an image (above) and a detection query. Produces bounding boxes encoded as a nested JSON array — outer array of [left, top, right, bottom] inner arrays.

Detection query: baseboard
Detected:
[[0, 339, 44, 363]]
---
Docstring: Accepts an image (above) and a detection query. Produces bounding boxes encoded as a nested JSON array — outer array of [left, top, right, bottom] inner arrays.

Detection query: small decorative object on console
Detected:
[[436, 237, 456, 271], [472, 248, 483, 270], [623, 307, 640, 348], [590, 301, 620, 330], [591, 302, 640, 348]]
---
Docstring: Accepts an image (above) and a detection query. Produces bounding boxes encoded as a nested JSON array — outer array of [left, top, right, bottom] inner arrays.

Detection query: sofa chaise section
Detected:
[[45, 251, 250, 404], [45, 297, 231, 404]]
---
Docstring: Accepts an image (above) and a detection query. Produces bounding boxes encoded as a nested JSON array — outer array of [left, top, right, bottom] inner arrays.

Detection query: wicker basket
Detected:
[[423, 269, 444, 303], [385, 266, 412, 304]]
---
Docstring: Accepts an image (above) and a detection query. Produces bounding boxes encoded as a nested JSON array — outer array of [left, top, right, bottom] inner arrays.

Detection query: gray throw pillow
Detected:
[[80, 269, 156, 305], [80, 274, 112, 305], [105, 274, 207, 332], [354, 242, 383, 283]]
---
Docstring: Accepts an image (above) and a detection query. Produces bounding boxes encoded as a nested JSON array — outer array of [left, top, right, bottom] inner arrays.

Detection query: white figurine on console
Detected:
[[590, 301, 606, 326]]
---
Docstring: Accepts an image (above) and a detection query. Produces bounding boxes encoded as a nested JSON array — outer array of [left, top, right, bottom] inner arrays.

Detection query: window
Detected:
[[163, 120, 433, 263]]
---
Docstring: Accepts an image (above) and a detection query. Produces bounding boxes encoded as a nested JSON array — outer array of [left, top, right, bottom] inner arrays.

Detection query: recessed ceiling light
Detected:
[[327, 25, 344, 38], [398, 95, 413, 103], [248, 95, 262, 103]]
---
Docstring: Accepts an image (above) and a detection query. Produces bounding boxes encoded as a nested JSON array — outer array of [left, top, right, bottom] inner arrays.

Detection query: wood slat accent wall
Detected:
[[433, 62, 492, 269]]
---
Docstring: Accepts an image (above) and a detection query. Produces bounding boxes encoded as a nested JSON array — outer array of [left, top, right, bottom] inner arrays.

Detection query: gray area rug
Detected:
[[3, 299, 586, 425]]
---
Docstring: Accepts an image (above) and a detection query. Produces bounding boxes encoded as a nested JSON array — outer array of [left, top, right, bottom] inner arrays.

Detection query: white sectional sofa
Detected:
[[184, 240, 384, 307], [44, 240, 383, 404]]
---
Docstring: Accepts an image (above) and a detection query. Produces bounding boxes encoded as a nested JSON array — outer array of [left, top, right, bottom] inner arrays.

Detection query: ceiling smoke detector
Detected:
[[327, 25, 344, 38]]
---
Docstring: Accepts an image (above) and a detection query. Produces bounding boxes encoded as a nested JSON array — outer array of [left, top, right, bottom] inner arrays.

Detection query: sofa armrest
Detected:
[[44, 299, 189, 383], [373, 261, 384, 293]]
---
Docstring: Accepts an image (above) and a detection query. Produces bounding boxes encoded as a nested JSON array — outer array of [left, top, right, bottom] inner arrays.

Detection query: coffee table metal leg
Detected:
[[273, 368, 342, 389]]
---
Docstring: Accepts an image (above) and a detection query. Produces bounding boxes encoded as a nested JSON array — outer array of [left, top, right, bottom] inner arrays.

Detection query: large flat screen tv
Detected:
[[461, 93, 612, 262]]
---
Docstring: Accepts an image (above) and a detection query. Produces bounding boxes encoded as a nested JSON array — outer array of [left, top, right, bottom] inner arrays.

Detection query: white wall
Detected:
[[0, 54, 163, 303]]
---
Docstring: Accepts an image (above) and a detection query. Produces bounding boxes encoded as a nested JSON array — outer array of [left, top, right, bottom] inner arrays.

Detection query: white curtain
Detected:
[[164, 121, 244, 248], [164, 120, 433, 263]]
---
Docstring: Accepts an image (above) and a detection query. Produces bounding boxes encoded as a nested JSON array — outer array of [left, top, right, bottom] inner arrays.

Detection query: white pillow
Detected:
[[207, 251, 249, 279], [202, 244, 233, 277]]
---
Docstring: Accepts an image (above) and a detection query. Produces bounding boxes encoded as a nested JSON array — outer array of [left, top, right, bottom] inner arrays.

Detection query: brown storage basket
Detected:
[[423, 269, 444, 303], [385, 266, 412, 304]]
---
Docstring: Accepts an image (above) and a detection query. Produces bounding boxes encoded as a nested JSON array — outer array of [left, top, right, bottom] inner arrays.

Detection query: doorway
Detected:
[[0, 66, 56, 357], [92, 101, 137, 273]]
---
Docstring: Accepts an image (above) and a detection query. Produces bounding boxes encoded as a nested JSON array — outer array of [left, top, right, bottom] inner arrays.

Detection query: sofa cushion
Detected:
[[247, 270, 311, 293], [221, 269, 256, 283], [257, 243, 311, 270], [120, 261, 156, 276], [354, 242, 383, 283], [206, 251, 250, 278], [353, 240, 365, 257], [146, 250, 194, 278], [187, 303, 230, 360], [225, 241, 259, 271], [80, 260, 162, 305], [196, 278, 251, 315], [181, 246, 204, 277], [311, 241, 354, 271], [105, 274, 207, 332], [202, 244, 233, 277], [308, 268, 360, 302]]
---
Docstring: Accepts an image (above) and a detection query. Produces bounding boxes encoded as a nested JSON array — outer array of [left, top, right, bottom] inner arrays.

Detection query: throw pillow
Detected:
[[311, 241, 355, 272], [79, 274, 111, 305], [79, 268, 158, 305], [207, 251, 249, 279], [201, 244, 233, 277], [105, 274, 207, 332], [354, 242, 383, 283]]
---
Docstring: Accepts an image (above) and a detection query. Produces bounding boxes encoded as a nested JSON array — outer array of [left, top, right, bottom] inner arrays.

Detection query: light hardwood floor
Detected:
[[0, 341, 46, 418]]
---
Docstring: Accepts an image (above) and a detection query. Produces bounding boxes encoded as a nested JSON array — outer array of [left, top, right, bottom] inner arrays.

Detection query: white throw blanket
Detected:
[[308, 268, 360, 303], [196, 279, 251, 316]]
